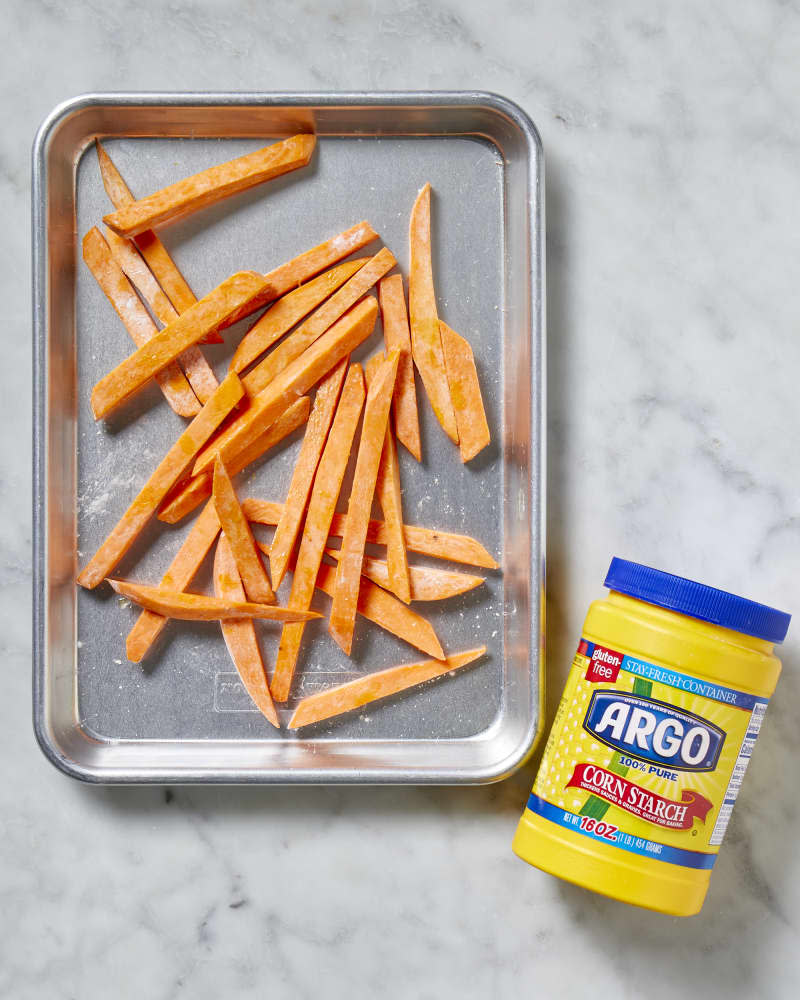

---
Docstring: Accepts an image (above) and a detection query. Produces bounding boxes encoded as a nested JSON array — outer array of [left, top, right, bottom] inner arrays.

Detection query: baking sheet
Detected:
[[33, 93, 544, 782]]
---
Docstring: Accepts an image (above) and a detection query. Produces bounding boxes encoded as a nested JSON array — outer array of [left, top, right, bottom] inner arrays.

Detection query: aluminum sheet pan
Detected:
[[32, 92, 545, 783]]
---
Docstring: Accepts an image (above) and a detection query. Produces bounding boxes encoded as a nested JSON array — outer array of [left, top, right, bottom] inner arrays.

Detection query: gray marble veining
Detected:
[[5, 0, 800, 997]]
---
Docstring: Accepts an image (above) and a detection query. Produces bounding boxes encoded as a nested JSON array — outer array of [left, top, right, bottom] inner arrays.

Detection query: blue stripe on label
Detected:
[[615, 652, 768, 712], [526, 794, 717, 870]]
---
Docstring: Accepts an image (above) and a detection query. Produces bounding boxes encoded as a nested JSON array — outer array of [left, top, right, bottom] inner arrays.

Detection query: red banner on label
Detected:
[[584, 644, 623, 684], [567, 763, 714, 830]]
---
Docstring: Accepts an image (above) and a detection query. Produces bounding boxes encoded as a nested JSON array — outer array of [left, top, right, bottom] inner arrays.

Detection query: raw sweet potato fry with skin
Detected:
[[102, 226, 219, 403], [108, 579, 319, 623], [271, 364, 366, 702], [95, 140, 209, 326], [126, 501, 221, 663], [91, 271, 271, 420], [192, 297, 379, 478], [270, 358, 349, 590], [82, 228, 200, 417], [288, 647, 485, 729], [330, 349, 401, 654], [408, 183, 458, 444], [77, 373, 244, 590], [213, 457, 275, 604], [158, 397, 310, 524], [242, 248, 396, 398], [213, 535, 279, 728], [231, 259, 366, 374], [378, 275, 421, 461], [104, 134, 317, 237], [366, 355, 411, 604], [324, 549, 485, 602], [440, 321, 491, 462], [261, 220, 378, 301], [243, 498, 499, 570]]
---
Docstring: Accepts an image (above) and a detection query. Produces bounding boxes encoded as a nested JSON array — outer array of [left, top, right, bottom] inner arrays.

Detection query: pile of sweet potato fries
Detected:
[[77, 133, 495, 730]]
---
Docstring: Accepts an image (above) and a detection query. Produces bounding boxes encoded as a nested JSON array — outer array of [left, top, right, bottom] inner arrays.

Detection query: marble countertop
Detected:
[[5, 1, 800, 997]]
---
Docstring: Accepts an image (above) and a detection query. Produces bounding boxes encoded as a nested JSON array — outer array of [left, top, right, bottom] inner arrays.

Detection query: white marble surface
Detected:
[[4, 0, 800, 996]]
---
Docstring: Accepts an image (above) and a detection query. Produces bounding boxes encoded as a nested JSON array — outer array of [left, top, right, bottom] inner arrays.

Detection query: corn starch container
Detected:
[[513, 558, 791, 916]]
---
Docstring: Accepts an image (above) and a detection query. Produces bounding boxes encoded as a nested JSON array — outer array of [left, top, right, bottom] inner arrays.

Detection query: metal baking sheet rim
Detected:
[[32, 91, 546, 784]]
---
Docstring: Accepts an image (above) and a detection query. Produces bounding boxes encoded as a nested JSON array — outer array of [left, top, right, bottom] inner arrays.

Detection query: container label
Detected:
[[528, 639, 769, 869]]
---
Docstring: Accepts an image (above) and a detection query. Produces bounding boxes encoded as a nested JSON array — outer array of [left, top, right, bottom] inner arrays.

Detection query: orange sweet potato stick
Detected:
[[82, 228, 200, 417], [77, 373, 244, 590], [378, 275, 421, 461], [324, 549, 485, 602], [231, 259, 366, 373], [408, 183, 458, 444], [126, 502, 221, 662], [102, 226, 219, 402], [440, 321, 491, 462], [243, 498, 499, 570], [288, 647, 485, 729], [212, 457, 275, 604], [90, 271, 271, 420], [365, 355, 411, 604], [104, 134, 317, 237], [158, 396, 310, 524], [329, 349, 401, 654], [192, 296, 379, 478], [213, 535, 279, 728], [95, 140, 206, 321], [261, 220, 378, 301], [271, 364, 366, 701], [269, 358, 349, 590], [242, 247, 396, 398], [285, 562, 444, 659], [102, 225, 179, 327], [108, 579, 319, 622]]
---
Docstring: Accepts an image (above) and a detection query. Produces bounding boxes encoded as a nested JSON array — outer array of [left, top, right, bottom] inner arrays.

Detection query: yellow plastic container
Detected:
[[513, 559, 790, 916]]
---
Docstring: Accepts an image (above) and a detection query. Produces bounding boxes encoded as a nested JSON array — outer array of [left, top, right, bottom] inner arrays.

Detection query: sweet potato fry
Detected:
[[319, 564, 443, 658], [329, 349, 401, 654], [108, 579, 319, 622], [104, 134, 316, 237], [213, 457, 275, 604], [365, 355, 411, 604], [192, 296, 379, 477], [96, 138, 204, 320], [262, 220, 378, 301], [379, 274, 421, 461], [231, 259, 366, 373], [95, 139, 134, 210], [82, 227, 200, 417], [213, 535, 279, 728], [102, 226, 219, 402], [288, 646, 485, 728], [440, 322, 491, 462], [243, 498, 499, 570], [408, 183, 458, 444], [77, 373, 244, 590], [271, 364, 366, 702], [325, 549, 484, 602], [91, 271, 271, 420], [158, 396, 310, 524], [243, 247, 396, 397], [126, 501, 221, 663], [102, 225, 178, 328], [270, 358, 348, 590]]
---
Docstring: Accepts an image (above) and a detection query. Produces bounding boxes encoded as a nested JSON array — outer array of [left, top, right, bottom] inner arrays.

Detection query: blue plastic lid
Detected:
[[604, 558, 791, 643]]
